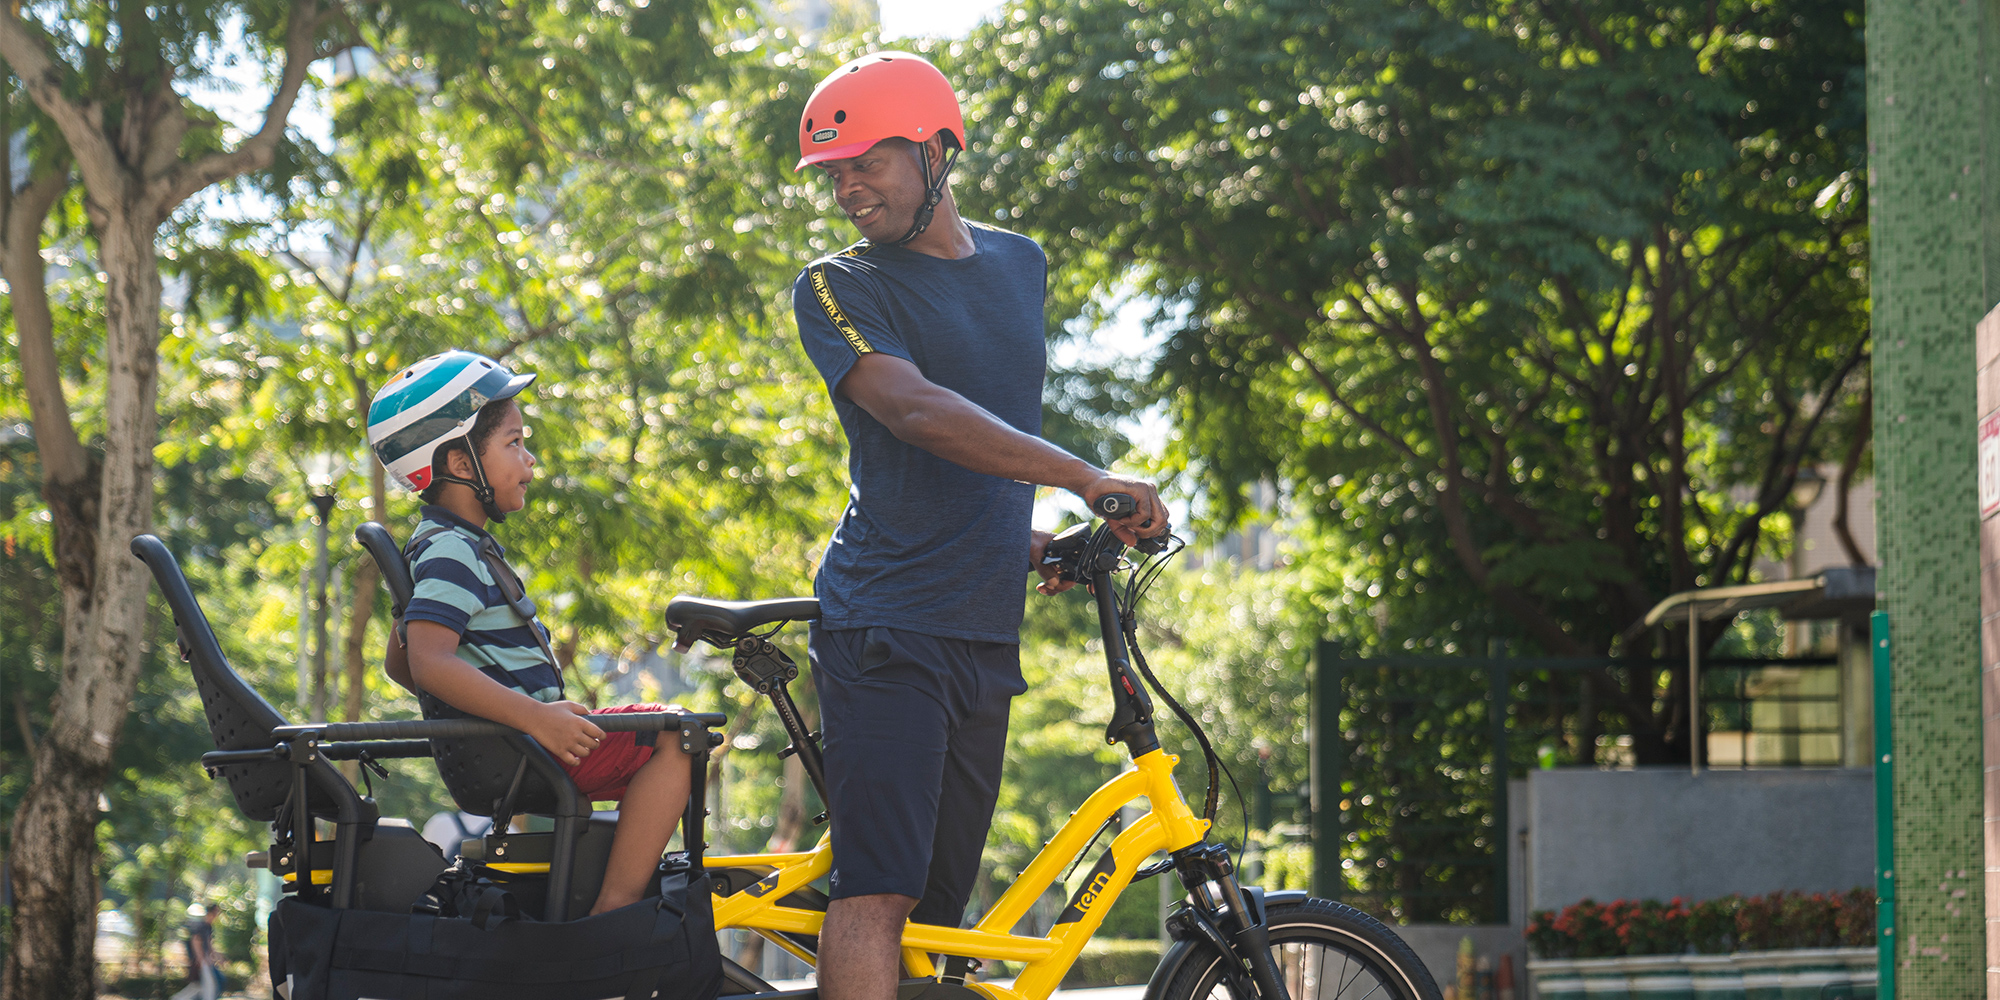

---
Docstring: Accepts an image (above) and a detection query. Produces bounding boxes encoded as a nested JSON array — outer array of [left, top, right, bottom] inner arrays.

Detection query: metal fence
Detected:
[[1309, 644, 1840, 924]]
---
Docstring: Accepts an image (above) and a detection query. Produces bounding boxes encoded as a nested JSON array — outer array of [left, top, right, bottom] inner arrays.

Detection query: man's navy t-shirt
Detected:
[[792, 223, 1046, 644]]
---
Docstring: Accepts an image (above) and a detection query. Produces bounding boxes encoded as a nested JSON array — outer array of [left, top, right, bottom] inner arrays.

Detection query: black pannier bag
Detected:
[[271, 866, 722, 1000]]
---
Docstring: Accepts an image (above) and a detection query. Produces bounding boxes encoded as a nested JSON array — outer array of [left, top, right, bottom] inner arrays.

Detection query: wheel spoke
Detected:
[[1335, 946, 1369, 997]]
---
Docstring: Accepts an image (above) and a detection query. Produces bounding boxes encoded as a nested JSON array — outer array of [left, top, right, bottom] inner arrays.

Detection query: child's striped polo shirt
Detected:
[[403, 506, 563, 702]]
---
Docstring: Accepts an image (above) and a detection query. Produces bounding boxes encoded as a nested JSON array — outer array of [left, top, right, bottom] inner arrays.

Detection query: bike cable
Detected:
[[1126, 601, 1251, 874], [1115, 535, 1257, 879]]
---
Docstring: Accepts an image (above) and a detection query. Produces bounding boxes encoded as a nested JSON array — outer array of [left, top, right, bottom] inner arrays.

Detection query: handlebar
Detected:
[[1042, 494, 1176, 585]]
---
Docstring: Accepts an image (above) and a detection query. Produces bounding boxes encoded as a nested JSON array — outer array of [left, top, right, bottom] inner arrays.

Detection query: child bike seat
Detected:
[[132, 534, 447, 913]]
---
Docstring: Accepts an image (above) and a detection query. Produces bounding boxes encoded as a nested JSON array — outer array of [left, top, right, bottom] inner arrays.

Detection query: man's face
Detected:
[[818, 139, 929, 243]]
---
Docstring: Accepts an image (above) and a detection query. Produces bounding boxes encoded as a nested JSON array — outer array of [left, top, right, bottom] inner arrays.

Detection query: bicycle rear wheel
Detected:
[[1157, 898, 1442, 1000]]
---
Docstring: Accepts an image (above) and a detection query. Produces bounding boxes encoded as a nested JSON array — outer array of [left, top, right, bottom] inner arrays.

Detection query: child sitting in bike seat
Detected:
[[368, 349, 693, 915]]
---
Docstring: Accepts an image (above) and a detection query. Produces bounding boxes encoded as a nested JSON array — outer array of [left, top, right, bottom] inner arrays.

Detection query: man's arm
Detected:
[[837, 353, 1168, 541]]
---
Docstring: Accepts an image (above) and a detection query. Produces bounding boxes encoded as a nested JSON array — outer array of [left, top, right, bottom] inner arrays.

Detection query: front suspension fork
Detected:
[[1170, 843, 1292, 1000]]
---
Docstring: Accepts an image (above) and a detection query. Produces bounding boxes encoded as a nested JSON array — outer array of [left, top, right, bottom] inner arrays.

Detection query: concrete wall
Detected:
[[1394, 925, 1523, 997], [1527, 768, 1874, 910]]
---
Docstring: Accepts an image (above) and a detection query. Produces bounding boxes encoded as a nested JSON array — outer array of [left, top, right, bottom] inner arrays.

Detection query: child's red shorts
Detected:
[[561, 703, 676, 801]]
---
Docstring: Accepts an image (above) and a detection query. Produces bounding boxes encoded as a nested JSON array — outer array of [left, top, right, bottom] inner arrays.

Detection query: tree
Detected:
[[0, 1, 358, 993], [953, 0, 1869, 766]]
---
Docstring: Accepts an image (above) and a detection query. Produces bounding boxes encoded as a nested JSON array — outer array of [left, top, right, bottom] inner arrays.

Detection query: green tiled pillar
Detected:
[[1866, 0, 1999, 995]]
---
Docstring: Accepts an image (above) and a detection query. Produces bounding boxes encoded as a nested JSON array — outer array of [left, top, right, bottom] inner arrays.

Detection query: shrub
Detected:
[[1834, 887, 1875, 947], [1527, 888, 1874, 958], [1685, 895, 1741, 954], [1618, 898, 1690, 956]]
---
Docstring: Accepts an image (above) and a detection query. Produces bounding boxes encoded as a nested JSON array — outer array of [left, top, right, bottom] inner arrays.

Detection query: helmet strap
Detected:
[[892, 141, 960, 247], [435, 437, 509, 523]]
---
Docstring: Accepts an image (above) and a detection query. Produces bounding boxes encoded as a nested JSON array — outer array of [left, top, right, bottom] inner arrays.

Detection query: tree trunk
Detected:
[[1832, 380, 1872, 567], [4, 211, 163, 1000], [344, 559, 379, 723], [0, 3, 331, 991], [342, 374, 390, 726]]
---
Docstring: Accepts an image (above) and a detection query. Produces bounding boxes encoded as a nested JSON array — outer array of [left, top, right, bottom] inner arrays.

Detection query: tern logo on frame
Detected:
[[1055, 851, 1120, 925]]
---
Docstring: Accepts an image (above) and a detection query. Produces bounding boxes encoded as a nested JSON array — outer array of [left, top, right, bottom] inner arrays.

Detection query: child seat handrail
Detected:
[[272, 711, 726, 749]]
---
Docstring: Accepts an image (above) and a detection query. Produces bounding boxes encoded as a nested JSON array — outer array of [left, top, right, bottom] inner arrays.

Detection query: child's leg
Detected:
[[589, 744, 695, 914]]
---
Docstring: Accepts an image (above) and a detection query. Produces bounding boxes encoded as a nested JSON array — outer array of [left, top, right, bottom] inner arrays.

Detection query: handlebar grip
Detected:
[[1093, 493, 1138, 519]]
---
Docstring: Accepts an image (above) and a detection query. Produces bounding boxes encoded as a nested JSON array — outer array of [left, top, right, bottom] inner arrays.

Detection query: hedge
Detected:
[[1526, 889, 1876, 959]]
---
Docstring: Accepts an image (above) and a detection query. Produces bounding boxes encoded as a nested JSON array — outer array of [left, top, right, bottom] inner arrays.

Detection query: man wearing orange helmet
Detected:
[[790, 52, 1170, 999]]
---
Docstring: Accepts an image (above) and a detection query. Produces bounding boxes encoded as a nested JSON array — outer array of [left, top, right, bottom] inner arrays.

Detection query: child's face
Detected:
[[478, 401, 536, 513]]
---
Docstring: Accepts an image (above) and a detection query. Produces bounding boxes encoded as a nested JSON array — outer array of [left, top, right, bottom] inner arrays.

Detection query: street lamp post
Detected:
[[310, 492, 335, 723], [303, 451, 344, 724]]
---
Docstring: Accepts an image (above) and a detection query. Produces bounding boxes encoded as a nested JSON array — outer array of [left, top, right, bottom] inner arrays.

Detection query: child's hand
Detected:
[[526, 700, 606, 767]]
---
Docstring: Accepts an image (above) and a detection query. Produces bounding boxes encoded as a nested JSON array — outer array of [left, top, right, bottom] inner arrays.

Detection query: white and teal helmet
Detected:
[[367, 351, 535, 493]]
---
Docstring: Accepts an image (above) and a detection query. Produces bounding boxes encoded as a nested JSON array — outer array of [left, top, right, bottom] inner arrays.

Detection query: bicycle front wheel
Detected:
[[1158, 898, 1442, 1000]]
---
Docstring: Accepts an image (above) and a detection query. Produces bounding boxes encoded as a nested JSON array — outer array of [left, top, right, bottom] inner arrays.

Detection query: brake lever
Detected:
[[1042, 522, 1093, 583]]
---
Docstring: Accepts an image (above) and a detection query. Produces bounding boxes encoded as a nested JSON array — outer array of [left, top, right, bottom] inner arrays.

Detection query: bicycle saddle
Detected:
[[666, 596, 819, 648]]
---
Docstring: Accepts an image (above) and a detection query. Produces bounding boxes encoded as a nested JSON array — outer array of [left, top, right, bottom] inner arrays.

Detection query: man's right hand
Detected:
[[1078, 475, 1170, 547], [525, 700, 605, 767]]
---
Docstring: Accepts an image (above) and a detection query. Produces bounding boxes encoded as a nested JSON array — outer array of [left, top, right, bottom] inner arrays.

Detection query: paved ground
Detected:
[[1046, 985, 1147, 999]]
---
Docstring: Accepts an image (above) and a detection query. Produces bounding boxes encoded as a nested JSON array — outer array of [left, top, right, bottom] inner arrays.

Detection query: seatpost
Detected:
[[732, 637, 830, 812]]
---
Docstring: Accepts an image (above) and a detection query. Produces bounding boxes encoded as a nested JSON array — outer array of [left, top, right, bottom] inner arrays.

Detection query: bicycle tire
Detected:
[[1155, 898, 1442, 1000]]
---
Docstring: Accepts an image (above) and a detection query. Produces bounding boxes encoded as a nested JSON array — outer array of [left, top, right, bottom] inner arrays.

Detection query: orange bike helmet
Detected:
[[797, 51, 967, 244], [796, 51, 965, 170]]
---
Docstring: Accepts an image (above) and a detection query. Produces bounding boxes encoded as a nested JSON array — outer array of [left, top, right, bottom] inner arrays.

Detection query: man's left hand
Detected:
[[1029, 529, 1076, 595]]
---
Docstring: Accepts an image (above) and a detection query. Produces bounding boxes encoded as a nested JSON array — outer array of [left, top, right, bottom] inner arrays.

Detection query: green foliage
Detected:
[[4, 0, 1879, 978], [950, 0, 1871, 769], [976, 556, 1316, 933], [1332, 662, 1499, 923]]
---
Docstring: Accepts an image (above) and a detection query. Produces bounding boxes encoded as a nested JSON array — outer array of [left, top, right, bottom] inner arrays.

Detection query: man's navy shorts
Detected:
[[809, 625, 1027, 927]]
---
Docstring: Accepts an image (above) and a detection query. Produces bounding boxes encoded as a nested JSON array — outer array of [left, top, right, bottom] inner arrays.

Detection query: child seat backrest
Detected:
[[130, 534, 349, 823], [354, 521, 565, 818]]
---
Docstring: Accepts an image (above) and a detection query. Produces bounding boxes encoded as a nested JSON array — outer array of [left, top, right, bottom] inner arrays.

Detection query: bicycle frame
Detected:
[[687, 515, 1301, 1000], [709, 746, 1211, 1000]]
